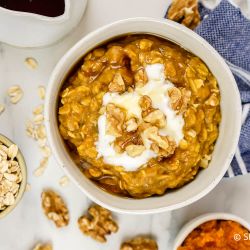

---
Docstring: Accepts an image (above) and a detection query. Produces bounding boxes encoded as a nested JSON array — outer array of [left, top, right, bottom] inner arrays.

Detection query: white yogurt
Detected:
[[95, 63, 184, 171]]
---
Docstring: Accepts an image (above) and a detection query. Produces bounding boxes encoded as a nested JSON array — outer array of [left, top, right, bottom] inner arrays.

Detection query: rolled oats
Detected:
[[38, 86, 46, 100], [0, 104, 5, 115], [25, 57, 38, 70], [33, 104, 44, 115], [41, 190, 69, 228], [25, 183, 31, 192], [7, 85, 23, 104], [78, 204, 118, 243], [59, 176, 69, 187], [34, 157, 49, 177], [0, 143, 21, 211]]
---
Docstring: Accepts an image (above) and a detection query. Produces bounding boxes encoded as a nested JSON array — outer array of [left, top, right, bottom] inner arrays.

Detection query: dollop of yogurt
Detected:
[[95, 63, 184, 171]]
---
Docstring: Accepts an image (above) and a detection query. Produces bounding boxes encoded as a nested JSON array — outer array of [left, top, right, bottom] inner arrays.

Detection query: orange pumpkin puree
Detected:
[[178, 220, 250, 250]]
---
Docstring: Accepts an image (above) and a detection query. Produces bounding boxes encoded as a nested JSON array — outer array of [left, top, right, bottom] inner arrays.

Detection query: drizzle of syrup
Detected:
[[0, 0, 65, 17]]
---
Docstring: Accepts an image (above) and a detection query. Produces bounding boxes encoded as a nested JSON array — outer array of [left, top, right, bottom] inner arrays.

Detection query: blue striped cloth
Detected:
[[167, 0, 250, 177], [195, 0, 250, 177]]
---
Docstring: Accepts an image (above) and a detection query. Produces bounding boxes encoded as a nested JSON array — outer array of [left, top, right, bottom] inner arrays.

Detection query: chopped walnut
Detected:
[[106, 103, 125, 137], [120, 236, 158, 250], [33, 243, 52, 250], [114, 132, 143, 153], [168, 87, 191, 113], [167, 0, 200, 30], [139, 95, 153, 113], [143, 126, 176, 157], [78, 204, 118, 243], [135, 68, 148, 87], [125, 144, 145, 157], [143, 110, 166, 128], [125, 118, 138, 132], [41, 190, 69, 228], [108, 73, 126, 93]]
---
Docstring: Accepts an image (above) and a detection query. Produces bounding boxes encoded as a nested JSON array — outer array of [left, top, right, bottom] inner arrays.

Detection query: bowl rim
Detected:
[[45, 17, 242, 214], [173, 212, 250, 249], [0, 134, 27, 218]]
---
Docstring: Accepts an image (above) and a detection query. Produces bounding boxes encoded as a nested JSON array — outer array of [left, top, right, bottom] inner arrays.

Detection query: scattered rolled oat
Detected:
[[78, 204, 118, 243], [0, 104, 5, 115], [25, 183, 31, 192], [38, 86, 46, 100], [26, 89, 51, 177], [0, 143, 22, 211], [32, 243, 52, 250], [33, 157, 49, 177], [25, 57, 38, 70], [59, 176, 69, 187], [7, 85, 23, 104], [120, 236, 158, 250], [41, 190, 69, 228]]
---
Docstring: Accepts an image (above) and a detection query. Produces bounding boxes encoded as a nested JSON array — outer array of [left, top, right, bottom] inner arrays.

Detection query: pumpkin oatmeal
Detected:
[[178, 220, 250, 250], [58, 35, 221, 198]]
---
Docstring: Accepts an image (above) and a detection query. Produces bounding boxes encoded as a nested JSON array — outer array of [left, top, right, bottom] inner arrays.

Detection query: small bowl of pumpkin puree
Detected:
[[174, 213, 250, 250]]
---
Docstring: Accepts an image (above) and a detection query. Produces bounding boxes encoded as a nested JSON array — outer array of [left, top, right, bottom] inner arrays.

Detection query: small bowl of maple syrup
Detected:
[[0, 0, 87, 47]]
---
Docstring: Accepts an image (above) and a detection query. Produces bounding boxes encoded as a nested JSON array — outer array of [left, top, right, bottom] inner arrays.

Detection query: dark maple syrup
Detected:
[[0, 0, 65, 17]]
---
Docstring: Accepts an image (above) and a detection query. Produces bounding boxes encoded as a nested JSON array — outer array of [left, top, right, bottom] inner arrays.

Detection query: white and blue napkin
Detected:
[[167, 0, 250, 177]]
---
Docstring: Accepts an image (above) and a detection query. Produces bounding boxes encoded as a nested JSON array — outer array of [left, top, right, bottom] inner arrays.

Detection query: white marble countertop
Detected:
[[0, 0, 250, 249]]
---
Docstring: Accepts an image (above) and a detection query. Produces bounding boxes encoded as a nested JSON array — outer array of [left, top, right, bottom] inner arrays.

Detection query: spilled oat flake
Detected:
[[25, 57, 38, 70], [25, 86, 51, 177], [7, 85, 23, 104]]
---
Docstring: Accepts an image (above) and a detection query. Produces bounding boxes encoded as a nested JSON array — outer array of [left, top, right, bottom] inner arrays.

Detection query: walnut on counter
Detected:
[[32, 243, 52, 250], [120, 236, 158, 250], [166, 0, 200, 30], [78, 204, 119, 243], [41, 190, 69, 228]]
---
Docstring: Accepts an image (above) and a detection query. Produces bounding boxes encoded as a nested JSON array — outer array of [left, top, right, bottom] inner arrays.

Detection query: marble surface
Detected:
[[0, 0, 249, 249]]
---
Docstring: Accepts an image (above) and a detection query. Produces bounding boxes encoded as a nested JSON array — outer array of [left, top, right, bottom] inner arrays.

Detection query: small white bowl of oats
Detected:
[[0, 134, 27, 218]]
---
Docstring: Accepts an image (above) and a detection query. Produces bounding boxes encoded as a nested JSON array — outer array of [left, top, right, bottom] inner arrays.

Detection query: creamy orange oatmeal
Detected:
[[58, 35, 221, 198]]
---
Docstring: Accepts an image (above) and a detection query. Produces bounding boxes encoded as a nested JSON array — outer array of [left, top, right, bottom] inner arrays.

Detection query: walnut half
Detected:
[[33, 243, 52, 250], [41, 190, 69, 228], [78, 204, 119, 243], [166, 0, 200, 30], [120, 236, 158, 250]]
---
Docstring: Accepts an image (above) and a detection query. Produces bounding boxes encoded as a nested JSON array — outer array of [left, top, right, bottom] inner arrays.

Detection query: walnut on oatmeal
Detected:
[[143, 126, 176, 158], [0, 143, 22, 211], [166, 0, 200, 30], [125, 118, 138, 132], [78, 204, 118, 243], [41, 190, 69, 228], [106, 103, 126, 137], [108, 73, 126, 93], [168, 87, 191, 114], [143, 109, 166, 128], [120, 236, 158, 250]]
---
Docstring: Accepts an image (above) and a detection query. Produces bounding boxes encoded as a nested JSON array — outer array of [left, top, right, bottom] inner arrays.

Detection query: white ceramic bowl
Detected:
[[0, 0, 87, 47], [45, 18, 241, 214], [173, 213, 250, 249]]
